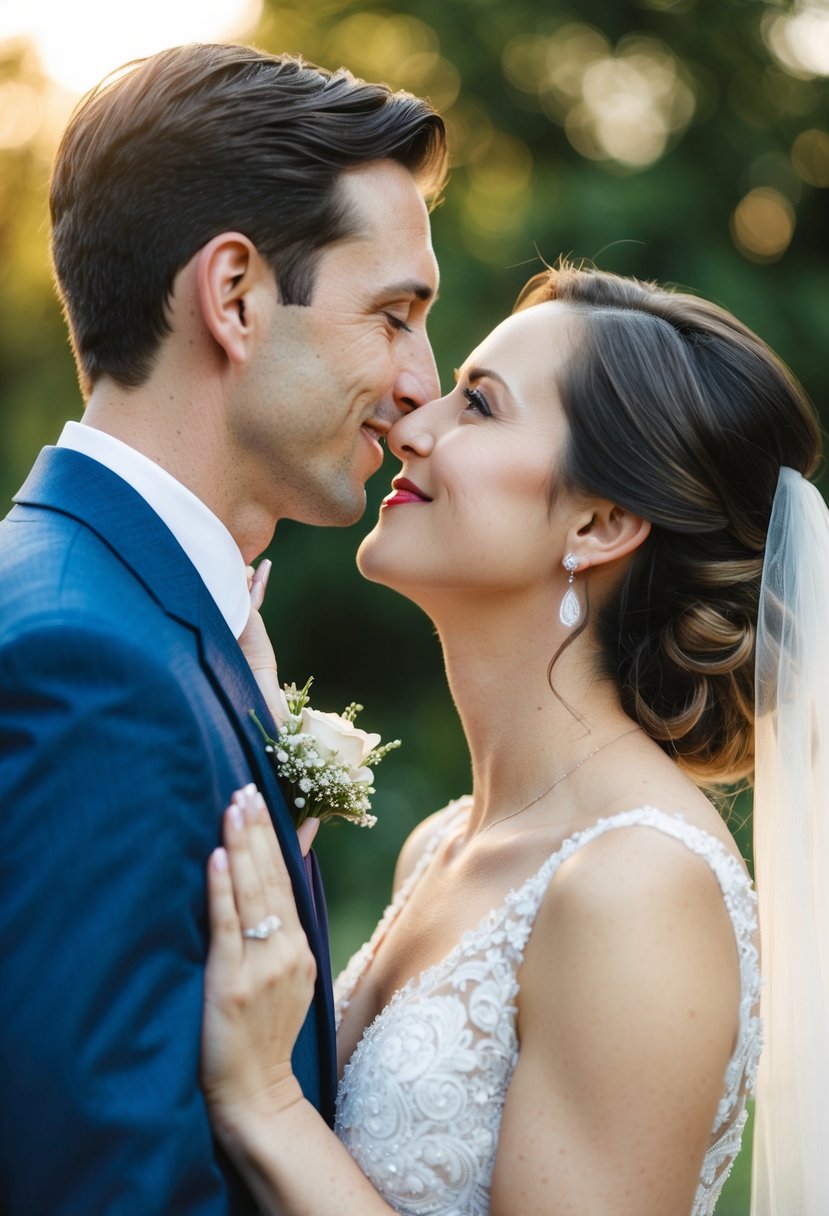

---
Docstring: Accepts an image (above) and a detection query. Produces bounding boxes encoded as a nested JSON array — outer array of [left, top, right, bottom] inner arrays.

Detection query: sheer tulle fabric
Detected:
[[752, 468, 829, 1215]]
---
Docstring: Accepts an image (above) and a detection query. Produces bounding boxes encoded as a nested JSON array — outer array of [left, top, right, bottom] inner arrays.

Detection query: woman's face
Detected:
[[357, 301, 585, 607]]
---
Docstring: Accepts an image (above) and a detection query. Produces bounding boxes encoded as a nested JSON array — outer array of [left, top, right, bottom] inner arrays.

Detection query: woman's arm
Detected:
[[490, 826, 741, 1216]]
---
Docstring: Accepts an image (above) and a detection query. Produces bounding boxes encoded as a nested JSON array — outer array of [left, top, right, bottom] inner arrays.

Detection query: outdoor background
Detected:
[[2, 1, 828, 1207]]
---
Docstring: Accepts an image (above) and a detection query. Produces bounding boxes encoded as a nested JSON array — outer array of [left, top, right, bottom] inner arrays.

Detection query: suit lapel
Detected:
[[197, 605, 339, 1117], [14, 447, 337, 1112]]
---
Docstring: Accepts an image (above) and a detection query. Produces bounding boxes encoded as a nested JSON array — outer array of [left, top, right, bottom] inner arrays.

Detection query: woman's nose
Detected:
[[387, 397, 444, 460]]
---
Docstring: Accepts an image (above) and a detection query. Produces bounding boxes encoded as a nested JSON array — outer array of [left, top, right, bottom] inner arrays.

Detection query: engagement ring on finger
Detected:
[[241, 914, 282, 940]]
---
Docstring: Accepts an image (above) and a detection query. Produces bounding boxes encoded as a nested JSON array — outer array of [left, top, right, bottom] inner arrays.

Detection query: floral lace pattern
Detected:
[[334, 804, 762, 1216]]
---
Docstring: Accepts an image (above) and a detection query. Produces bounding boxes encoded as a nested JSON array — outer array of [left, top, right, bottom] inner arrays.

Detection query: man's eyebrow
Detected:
[[377, 280, 437, 303]]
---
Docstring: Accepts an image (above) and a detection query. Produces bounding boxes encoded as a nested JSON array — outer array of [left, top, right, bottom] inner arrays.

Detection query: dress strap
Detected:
[[519, 807, 756, 941]]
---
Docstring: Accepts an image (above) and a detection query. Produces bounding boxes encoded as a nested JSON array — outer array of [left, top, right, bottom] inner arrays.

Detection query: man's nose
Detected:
[[392, 333, 440, 415]]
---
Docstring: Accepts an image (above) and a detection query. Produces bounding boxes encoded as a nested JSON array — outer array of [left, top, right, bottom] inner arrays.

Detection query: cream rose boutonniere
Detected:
[[251, 678, 400, 829]]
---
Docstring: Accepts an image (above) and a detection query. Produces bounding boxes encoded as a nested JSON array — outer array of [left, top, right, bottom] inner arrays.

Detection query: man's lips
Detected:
[[382, 477, 432, 506], [360, 424, 387, 470]]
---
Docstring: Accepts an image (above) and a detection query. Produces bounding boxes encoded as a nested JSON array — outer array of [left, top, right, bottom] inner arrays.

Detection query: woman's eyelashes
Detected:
[[462, 385, 492, 416]]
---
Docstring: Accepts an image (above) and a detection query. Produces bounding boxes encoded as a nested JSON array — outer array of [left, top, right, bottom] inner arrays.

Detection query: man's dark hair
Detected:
[[49, 43, 448, 393]]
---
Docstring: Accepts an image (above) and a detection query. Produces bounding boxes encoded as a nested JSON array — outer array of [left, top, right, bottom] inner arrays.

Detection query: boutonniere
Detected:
[[251, 678, 400, 829]]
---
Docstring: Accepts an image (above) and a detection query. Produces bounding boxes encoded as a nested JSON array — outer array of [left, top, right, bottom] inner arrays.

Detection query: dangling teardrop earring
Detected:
[[559, 553, 581, 627]]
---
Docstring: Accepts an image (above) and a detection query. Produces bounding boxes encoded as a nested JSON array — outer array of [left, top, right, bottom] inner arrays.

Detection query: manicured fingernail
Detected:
[[229, 803, 244, 830], [213, 847, 229, 872], [243, 783, 257, 796], [250, 560, 271, 610]]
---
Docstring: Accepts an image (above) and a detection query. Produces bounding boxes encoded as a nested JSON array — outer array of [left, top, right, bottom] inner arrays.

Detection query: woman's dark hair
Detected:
[[516, 262, 822, 784], [50, 43, 447, 394]]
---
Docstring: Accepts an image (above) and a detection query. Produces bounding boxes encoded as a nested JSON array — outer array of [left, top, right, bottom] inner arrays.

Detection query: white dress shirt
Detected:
[[57, 420, 251, 639]]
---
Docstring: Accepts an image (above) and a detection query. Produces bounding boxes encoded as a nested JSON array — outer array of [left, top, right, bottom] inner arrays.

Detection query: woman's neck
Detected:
[[432, 593, 634, 835]]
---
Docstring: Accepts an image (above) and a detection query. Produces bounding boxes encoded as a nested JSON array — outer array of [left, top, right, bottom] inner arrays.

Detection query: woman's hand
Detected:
[[202, 784, 317, 1148]]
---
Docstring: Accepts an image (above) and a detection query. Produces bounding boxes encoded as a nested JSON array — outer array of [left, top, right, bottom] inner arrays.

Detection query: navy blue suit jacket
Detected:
[[0, 446, 337, 1214]]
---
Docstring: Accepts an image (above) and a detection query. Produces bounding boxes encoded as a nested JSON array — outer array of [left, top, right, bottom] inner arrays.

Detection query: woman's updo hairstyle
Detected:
[[516, 262, 822, 784]]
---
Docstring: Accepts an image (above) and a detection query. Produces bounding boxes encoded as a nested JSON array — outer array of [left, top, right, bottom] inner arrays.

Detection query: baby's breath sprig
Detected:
[[250, 678, 400, 830]]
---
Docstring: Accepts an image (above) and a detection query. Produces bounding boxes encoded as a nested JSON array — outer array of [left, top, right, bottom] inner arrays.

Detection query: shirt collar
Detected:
[[57, 420, 251, 639]]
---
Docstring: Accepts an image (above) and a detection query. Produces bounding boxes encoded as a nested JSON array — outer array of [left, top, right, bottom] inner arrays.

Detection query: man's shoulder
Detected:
[[0, 502, 169, 648]]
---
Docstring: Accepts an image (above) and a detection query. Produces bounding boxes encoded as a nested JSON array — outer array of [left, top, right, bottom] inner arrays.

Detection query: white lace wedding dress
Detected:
[[333, 802, 762, 1216]]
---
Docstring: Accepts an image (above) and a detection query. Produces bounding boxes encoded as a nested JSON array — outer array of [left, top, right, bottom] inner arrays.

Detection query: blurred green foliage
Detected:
[[2, 3, 827, 1207]]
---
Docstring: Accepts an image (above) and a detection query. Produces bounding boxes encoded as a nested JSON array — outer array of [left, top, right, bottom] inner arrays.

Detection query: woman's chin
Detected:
[[356, 531, 392, 585], [357, 536, 401, 588], [357, 534, 425, 600]]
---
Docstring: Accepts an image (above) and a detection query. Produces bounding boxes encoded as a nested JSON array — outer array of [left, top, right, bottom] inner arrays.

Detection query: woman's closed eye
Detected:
[[462, 385, 492, 416]]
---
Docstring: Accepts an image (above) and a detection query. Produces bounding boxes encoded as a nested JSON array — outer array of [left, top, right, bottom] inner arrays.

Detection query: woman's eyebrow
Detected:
[[466, 366, 510, 390]]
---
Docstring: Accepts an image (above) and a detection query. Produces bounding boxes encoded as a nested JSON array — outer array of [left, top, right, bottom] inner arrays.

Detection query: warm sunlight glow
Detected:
[[0, 81, 44, 149], [0, 0, 262, 94]]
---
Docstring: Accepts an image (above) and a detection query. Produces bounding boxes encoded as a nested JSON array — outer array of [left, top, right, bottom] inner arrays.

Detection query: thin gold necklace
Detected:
[[478, 727, 640, 836]]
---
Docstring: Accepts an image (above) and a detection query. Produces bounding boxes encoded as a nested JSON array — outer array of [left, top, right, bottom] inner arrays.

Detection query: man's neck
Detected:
[[80, 388, 277, 563]]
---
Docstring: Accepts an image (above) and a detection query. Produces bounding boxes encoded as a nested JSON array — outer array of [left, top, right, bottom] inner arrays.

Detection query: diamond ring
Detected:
[[241, 914, 282, 941]]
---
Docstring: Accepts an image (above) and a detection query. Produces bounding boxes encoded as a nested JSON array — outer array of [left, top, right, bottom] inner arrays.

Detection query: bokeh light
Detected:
[[765, 2, 829, 79], [323, 13, 460, 111], [731, 186, 796, 261], [461, 129, 533, 254], [792, 127, 829, 185], [504, 24, 696, 169]]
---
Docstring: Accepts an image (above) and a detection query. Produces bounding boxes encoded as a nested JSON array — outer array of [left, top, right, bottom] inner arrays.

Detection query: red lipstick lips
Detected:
[[382, 477, 432, 506]]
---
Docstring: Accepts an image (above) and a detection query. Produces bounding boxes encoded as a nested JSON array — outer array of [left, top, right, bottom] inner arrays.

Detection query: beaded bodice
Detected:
[[333, 803, 762, 1216]]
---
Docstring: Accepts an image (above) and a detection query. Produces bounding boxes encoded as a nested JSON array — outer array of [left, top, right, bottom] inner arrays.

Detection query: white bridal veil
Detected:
[[752, 467, 829, 1215]]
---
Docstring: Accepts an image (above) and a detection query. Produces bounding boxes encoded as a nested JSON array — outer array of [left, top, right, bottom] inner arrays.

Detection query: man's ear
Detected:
[[564, 500, 651, 571], [195, 233, 270, 365]]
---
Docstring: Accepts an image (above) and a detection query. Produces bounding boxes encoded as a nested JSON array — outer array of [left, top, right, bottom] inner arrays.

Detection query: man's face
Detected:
[[233, 160, 440, 527]]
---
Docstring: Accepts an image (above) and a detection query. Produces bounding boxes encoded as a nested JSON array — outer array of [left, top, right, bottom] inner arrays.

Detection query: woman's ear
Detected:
[[195, 233, 269, 366], [565, 501, 651, 571]]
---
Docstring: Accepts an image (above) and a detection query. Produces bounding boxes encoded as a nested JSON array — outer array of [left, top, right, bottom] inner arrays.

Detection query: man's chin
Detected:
[[289, 490, 366, 529]]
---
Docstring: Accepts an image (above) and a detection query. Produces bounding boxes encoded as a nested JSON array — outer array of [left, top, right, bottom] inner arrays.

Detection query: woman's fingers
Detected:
[[297, 817, 320, 857], [244, 790, 304, 933], [223, 785, 304, 939], [206, 846, 244, 968], [249, 558, 272, 611], [202, 784, 318, 1123], [223, 786, 269, 932]]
